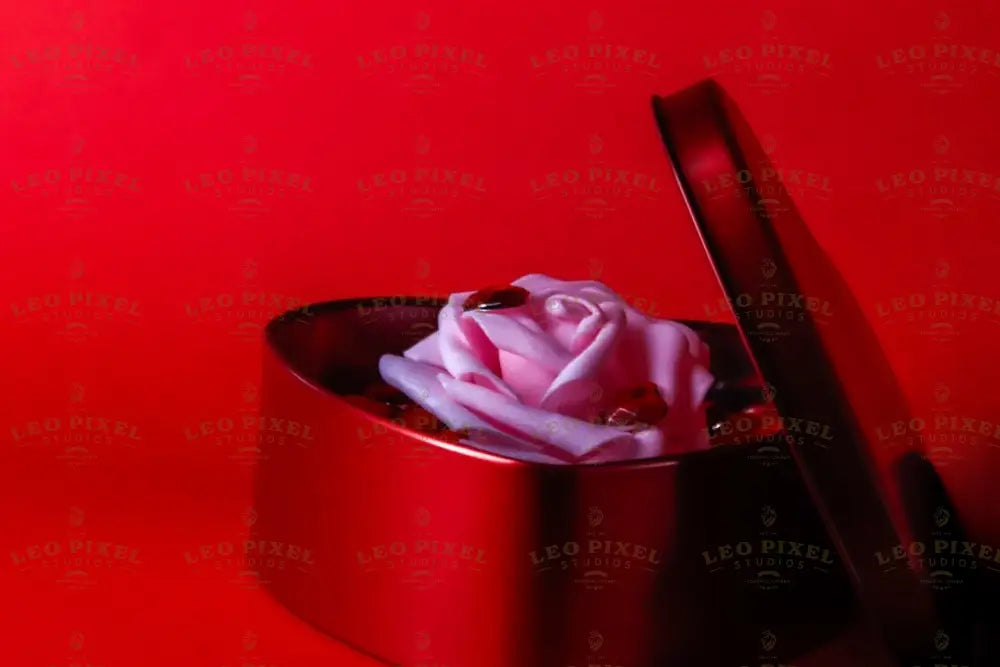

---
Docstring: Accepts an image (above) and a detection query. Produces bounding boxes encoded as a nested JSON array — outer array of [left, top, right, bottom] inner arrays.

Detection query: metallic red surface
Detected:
[[255, 299, 857, 667], [653, 80, 1000, 663], [652, 80, 939, 659], [240, 76, 1000, 666], [3, 1, 1000, 664]]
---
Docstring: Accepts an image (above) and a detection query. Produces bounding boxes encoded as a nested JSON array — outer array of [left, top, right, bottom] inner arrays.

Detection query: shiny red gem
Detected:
[[462, 285, 529, 312], [605, 382, 669, 428]]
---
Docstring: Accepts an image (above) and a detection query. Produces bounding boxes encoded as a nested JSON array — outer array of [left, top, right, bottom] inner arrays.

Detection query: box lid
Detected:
[[652, 79, 939, 661]]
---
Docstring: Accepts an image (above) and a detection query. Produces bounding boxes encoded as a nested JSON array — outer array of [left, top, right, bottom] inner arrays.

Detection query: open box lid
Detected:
[[652, 80, 939, 662]]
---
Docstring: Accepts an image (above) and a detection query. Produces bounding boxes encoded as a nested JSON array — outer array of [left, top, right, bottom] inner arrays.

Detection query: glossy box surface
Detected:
[[253, 298, 856, 667]]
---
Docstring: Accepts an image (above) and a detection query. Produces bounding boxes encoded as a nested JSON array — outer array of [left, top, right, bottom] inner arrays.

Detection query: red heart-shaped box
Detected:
[[249, 79, 1000, 666], [252, 299, 858, 666]]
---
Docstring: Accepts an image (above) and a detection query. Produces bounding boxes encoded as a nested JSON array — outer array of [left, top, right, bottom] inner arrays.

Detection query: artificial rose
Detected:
[[377, 274, 714, 464]]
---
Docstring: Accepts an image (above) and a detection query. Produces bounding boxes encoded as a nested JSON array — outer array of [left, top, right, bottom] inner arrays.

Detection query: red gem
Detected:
[[605, 382, 669, 429], [462, 285, 529, 312]]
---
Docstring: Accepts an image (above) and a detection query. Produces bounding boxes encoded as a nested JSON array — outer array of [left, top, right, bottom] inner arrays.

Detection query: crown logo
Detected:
[[242, 258, 258, 280], [407, 321, 437, 340], [414, 507, 431, 527], [933, 135, 950, 155], [242, 382, 259, 403], [415, 135, 431, 155], [589, 134, 604, 156], [242, 136, 258, 155], [587, 506, 604, 528], [69, 506, 86, 527], [242, 507, 258, 527], [761, 258, 778, 280], [588, 10, 604, 32], [761, 505, 777, 528], [761, 134, 777, 155]]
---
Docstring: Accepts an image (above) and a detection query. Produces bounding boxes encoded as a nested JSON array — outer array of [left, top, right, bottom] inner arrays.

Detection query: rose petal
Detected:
[[436, 303, 518, 400], [539, 302, 625, 413], [644, 320, 715, 409], [439, 374, 634, 458], [633, 320, 714, 453], [384, 274, 715, 464], [456, 429, 574, 465], [378, 354, 483, 429], [510, 273, 566, 295], [466, 310, 572, 372], [513, 274, 620, 304], [578, 437, 639, 463], [404, 331, 445, 367], [496, 351, 556, 407], [379, 355, 566, 463], [540, 294, 613, 354], [633, 428, 667, 458]]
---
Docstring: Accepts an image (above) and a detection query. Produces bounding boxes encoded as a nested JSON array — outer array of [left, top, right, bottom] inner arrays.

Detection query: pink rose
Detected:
[[378, 274, 715, 464]]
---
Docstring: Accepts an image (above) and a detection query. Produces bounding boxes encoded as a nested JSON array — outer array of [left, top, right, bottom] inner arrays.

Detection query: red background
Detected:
[[1, 0, 999, 664]]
